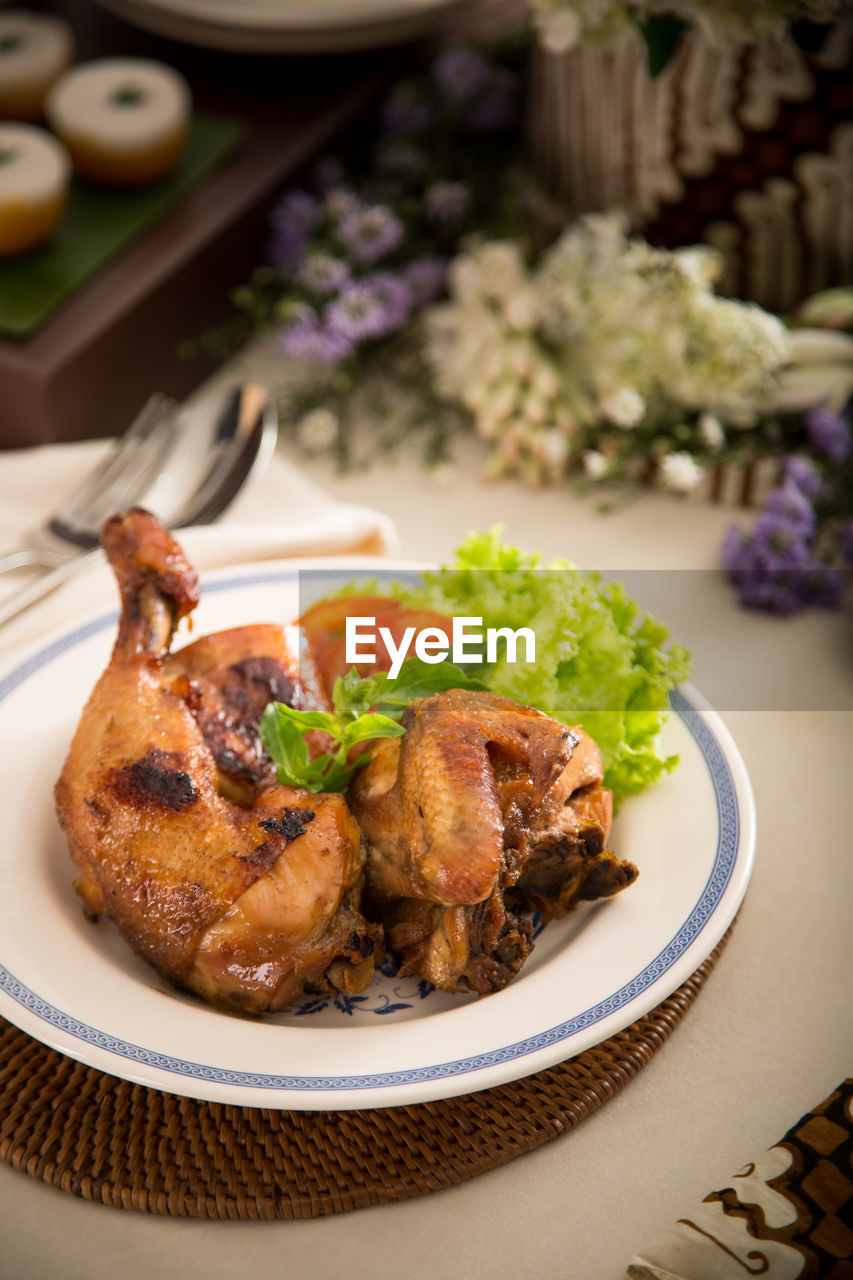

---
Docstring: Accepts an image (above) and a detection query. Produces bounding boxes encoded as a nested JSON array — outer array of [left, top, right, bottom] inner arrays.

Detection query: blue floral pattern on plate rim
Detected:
[[0, 567, 743, 1094]]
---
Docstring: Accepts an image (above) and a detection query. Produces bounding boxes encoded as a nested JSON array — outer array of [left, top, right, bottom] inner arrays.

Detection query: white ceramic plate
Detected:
[[0, 559, 755, 1110], [95, 0, 482, 53]]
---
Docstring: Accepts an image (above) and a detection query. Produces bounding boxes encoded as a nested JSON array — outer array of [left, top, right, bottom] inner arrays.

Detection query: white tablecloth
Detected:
[[0, 341, 851, 1280]]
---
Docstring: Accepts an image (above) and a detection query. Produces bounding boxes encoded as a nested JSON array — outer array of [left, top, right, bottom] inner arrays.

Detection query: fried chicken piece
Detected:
[[166, 623, 329, 800], [349, 689, 637, 994], [54, 509, 379, 1015]]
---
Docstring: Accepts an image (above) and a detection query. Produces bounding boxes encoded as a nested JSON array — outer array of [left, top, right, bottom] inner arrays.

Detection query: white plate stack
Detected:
[[94, 0, 489, 54]]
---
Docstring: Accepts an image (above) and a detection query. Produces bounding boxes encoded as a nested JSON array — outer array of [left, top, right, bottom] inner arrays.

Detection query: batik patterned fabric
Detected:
[[628, 1079, 853, 1279], [528, 25, 853, 312]]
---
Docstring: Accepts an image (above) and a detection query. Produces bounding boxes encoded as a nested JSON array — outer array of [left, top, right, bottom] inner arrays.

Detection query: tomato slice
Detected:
[[299, 595, 455, 692]]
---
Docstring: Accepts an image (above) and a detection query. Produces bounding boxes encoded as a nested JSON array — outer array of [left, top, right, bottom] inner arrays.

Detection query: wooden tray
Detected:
[[0, 922, 735, 1218], [0, 0, 392, 447]]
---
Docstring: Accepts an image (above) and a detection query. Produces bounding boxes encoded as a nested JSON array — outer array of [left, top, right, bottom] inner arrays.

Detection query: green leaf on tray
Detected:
[[0, 112, 244, 340]]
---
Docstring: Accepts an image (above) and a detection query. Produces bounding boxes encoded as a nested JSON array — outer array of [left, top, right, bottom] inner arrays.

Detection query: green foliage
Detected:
[[638, 13, 687, 76], [391, 528, 691, 806]]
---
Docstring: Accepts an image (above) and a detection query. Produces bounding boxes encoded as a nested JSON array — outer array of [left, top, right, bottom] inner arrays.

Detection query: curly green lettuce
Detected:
[[390, 528, 691, 807]]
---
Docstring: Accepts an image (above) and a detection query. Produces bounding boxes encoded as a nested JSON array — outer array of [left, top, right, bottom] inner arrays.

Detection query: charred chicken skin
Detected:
[[349, 689, 637, 994], [54, 509, 379, 1014]]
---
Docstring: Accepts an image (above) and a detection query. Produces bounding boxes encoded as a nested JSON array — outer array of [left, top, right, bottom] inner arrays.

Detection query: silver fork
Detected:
[[0, 383, 277, 630], [0, 393, 178, 575]]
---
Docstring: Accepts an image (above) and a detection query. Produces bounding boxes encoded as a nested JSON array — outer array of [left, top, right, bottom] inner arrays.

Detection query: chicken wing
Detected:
[[54, 509, 379, 1014], [349, 689, 637, 994]]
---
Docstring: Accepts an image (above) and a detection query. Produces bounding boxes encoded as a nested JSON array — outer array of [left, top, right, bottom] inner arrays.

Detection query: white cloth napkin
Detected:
[[0, 439, 399, 659]]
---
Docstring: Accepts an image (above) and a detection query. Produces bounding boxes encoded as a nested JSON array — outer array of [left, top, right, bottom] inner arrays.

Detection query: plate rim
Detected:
[[0, 558, 756, 1109]]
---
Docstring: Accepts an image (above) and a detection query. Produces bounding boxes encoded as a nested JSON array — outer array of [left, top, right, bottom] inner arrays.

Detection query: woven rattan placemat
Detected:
[[0, 924, 733, 1220]]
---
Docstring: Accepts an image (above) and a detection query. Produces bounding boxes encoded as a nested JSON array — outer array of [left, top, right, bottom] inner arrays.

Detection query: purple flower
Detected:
[[738, 575, 805, 616], [783, 455, 823, 501], [278, 305, 353, 364], [336, 204, 404, 264], [268, 190, 322, 269], [464, 70, 517, 132], [272, 190, 322, 235], [432, 47, 491, 102], [806, 405, 852, 462], [762, 482, 816, 536], [425, 180, 470, 224], [750, 513, 812, 572], [723, 458, 850, 615], [324, 186, 361, 222], [403, 256, 447, 307], [364, 271, 413, 331], [380, 85, 435, 134], [294, 252, 351, 297], [797, 561, 846, 609], [326, 272, 413, 342], [723, 527, 802, 614], [721, 525, 752, 586], [723, 523, 808, 615]]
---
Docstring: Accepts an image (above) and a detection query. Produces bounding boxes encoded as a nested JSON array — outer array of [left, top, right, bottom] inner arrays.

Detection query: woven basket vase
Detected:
[[527, 23, 853, 315]]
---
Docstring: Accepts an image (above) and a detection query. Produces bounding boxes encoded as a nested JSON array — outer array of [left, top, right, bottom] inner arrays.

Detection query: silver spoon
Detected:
[[0, 382, 278, 629]]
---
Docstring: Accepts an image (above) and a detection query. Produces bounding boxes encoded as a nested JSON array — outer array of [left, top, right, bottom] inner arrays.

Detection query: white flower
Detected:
[[530, 0, 634, 49], [423, 297, 502, 398], [506, 339, 535, 380], [599, 385, 645, 428], [297, 407, 338, 452], [504, 287, 540, 332], [536, 429, 571, 469], [425, 213, 797, 489], [484, 382, 518, 423], [555, 404, 578, 433], [475, 241, 529, 305], [698, 411, 725, 450], [524, 393, 549, 425], [674, 245, 722, 289], [583, 449, 608, 479], [534, 9, 582, 54], [659, 451, 703, 493], [534, 213, 790, 427], [461, 381, 490, 413], [448, 254, 487, 308], [481, 351, 503, 384], [533, 363, 560, 401], [324, 186, 360, 221]]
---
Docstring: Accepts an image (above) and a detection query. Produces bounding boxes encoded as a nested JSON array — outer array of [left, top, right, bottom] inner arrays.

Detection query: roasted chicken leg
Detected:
[[54, 509, 379, 1014], [349, 689, 637, 994]]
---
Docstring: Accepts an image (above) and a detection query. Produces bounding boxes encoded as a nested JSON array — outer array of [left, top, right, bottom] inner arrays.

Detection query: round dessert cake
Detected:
[[0, 8, 75, 121], [0, 122, 71, 256], [45, 57, 191, 187]]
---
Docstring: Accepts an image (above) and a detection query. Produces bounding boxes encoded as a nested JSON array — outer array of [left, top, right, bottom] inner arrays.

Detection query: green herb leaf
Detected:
[[271, 706, 338, 735], [638, 14, 686, 77], [369, 658, 486, 716], [259, 658, 483, 794], [339, 713, 406, 751], [257, 705, 313, 787]]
